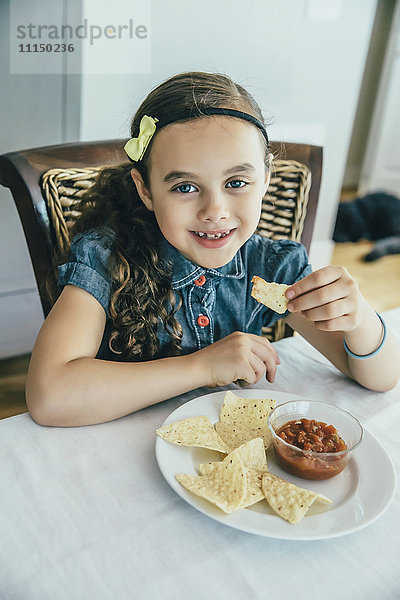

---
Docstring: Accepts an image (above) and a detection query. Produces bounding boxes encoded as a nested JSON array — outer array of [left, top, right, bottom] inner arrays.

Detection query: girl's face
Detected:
[[131, 116, 270, 269]]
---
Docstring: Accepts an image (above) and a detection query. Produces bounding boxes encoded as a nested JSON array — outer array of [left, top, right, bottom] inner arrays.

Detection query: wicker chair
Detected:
[[0, 140, 322, 341]]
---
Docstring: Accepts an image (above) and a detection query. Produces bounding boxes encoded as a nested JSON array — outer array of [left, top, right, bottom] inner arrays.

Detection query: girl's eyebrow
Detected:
[[163, 162, 256, 183]]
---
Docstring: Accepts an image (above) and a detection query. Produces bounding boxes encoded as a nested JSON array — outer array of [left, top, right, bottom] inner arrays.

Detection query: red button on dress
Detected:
[[197, 315, 210, 327], [194, 275, 206, 286]]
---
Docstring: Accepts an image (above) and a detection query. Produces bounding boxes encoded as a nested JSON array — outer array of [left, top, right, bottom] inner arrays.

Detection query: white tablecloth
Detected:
[[1, 310, 400, 600]]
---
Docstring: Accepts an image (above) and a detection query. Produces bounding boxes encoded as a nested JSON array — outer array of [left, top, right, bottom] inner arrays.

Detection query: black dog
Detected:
[[333, 192, 400, 261]]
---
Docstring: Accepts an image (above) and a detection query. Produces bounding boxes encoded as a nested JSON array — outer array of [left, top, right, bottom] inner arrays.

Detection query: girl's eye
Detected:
[[226, 180, 247, 189], [173, 183, 197, 194], [172, 180, 248, 194]]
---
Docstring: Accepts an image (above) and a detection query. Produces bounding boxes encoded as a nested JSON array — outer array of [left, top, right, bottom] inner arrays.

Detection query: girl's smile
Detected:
[[190, 228, 236, 248], [131, 115, 270, 269]]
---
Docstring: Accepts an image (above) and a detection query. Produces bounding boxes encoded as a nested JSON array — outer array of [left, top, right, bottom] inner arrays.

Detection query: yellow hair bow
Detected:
[[124, 115, 159, 161]]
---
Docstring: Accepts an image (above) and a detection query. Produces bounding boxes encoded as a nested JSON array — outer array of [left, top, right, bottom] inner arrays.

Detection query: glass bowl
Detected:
[[267, 400, 363, 480]]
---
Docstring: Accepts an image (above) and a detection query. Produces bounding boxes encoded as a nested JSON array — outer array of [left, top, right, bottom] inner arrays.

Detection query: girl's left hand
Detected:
[[285, 265, 368, 332]]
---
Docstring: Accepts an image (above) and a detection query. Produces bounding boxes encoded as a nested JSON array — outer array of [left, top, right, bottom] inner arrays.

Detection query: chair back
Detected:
[[0, 140, 322, 340]]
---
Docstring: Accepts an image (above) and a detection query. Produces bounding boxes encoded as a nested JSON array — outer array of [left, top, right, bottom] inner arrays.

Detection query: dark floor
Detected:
[[0, 354, 30, 419]]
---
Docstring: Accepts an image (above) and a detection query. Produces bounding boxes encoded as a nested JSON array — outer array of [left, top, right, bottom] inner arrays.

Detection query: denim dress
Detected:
[[58, 228, 312, 361]]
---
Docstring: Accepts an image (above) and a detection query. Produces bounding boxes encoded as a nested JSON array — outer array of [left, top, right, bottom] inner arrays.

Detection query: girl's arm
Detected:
[[26, 285, 206, 426], [26, 285, 279, 427], [285, 266, 400, 392]]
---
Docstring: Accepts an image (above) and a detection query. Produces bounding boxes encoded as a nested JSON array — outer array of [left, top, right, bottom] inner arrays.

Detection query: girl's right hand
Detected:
[[195, 331, 280, 388]]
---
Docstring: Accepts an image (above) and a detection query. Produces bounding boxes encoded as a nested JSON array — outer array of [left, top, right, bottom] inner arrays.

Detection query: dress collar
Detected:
[[159, 238, 245, 290]]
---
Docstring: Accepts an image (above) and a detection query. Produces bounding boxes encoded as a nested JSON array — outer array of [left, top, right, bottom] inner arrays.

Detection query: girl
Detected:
[[26, 71, 400, 427]]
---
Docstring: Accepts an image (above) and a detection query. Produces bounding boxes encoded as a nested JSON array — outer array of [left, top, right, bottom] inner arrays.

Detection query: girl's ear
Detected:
[[263, 153, 274, 194], [130, 168, 154, 211]]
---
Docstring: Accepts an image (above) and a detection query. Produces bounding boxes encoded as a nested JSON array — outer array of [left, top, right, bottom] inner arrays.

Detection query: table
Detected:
[[1, 310, 399, 600]]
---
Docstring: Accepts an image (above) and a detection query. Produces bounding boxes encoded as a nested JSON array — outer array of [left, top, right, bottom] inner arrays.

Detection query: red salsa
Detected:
[[277, 419, 347, 453], [273, 418, 349, 480]]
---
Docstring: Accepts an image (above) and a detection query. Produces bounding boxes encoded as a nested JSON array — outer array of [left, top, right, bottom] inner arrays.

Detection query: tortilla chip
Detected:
[[261, 472, 332, 524], [199, 438, 268, 508], [215, 391, 275, 451], [156, 415, 229, 453], [232, 437, 268, 473], [242, 470, 266, 507], [176, 452, 247, 513], [251, 275, 289, 314]]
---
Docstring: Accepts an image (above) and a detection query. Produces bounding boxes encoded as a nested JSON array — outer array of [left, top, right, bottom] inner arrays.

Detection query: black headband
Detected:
[[156, 107, 269, 146], [124, 108, 269, 162]]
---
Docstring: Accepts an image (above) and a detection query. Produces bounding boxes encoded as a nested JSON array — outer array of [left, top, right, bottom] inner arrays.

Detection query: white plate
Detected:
[[155, 389, 397, 540]]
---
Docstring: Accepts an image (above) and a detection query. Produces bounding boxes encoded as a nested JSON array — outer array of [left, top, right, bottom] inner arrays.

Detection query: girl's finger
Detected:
[[287, 278, 350, 312], [248, 354, 268, 381], [251, 339, 280, 365], [265, 362, 277, 383], [248, 353, 277, 383], [286, 265, 347, 300], [301, 297, 355, 322], [252, 349, 278, 381], [236, 357, 261, 386]]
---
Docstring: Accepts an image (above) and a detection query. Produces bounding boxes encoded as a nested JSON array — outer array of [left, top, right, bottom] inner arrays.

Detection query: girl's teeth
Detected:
[[195, 230, 230, 239]]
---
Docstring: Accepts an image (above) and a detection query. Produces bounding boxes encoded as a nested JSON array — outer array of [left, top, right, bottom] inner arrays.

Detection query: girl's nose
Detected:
[[197, 192, 229, 223]]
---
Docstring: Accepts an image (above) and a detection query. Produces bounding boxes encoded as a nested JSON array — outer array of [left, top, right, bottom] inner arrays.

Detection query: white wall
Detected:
[[343, 0, 395, 189], [0, 0, 64, 358], [360, 0, 400, 195], [79, 0, 378, 268], [0, 0, 81, 359]]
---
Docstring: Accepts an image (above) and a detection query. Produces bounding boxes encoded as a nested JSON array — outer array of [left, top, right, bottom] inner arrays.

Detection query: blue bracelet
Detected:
[[343, 312, 387, 360]]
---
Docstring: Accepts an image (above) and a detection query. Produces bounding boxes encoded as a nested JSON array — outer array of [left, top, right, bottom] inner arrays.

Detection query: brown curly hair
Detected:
[[66, 71, 270, 360]]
